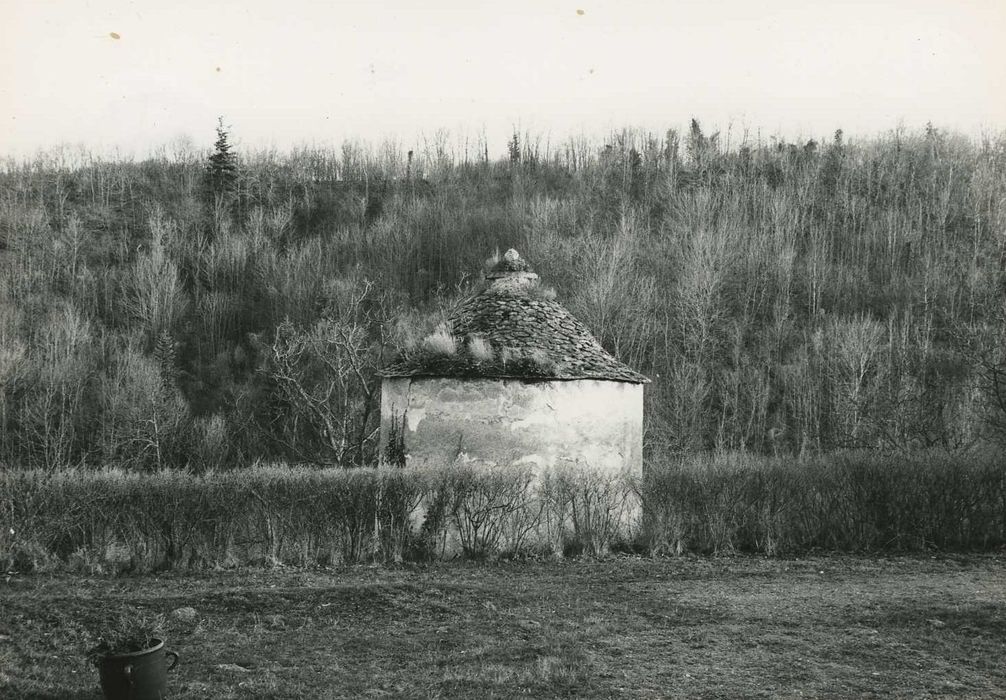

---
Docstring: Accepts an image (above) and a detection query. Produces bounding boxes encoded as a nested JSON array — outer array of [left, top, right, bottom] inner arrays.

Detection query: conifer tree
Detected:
[[205, 117, 238, 198]]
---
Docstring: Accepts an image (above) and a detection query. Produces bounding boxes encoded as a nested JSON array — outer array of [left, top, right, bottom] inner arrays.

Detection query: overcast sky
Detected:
[[2, 0, 1004, 158]]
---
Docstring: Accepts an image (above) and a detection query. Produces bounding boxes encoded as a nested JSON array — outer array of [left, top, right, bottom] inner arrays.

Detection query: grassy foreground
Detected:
[[1, 556, 1004, 699]]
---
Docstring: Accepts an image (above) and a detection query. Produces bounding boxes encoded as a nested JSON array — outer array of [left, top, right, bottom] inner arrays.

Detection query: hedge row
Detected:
[[0, 464, 637, 572], [2, 451, 1003, 572]]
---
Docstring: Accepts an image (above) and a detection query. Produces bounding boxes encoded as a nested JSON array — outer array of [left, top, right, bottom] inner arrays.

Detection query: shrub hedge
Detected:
[[1, 451, 1003, 572]]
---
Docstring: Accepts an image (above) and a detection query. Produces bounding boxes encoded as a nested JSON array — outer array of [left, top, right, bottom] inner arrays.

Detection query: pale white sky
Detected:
[[2, 0, 1004, 157]]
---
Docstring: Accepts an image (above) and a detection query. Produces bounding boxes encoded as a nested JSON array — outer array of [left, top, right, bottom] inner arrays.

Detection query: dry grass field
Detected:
[[2, 555, 1004, 698]]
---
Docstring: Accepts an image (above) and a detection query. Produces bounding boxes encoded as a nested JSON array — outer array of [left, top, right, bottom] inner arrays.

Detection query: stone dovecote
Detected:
[[378, 249, 648, 474]]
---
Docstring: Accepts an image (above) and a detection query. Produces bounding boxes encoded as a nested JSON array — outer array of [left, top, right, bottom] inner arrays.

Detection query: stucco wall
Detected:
[[379, 377, 643, 475]]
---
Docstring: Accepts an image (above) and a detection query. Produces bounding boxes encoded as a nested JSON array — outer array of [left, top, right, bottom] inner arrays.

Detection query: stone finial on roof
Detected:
[[486, 248, 538, 289]]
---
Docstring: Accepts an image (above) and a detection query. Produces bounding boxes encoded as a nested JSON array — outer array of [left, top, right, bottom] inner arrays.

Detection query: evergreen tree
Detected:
[[205, 117, 238, 199], [507, 130, 521, 164]]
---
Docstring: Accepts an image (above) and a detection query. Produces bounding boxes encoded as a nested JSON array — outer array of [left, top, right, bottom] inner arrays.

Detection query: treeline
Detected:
[[1, 123, 1005, 469]]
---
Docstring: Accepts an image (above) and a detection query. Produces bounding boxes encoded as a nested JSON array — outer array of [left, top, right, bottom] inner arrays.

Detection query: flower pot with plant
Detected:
[[87, 610, 179, 700]]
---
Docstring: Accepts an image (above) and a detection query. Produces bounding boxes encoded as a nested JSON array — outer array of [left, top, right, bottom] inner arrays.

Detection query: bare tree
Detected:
[[828, 315, 884, 446], [259, 279, 392, 465]]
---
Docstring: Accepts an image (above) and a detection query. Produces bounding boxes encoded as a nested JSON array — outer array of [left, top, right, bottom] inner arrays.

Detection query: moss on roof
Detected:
[[381, 252, 650, 384]]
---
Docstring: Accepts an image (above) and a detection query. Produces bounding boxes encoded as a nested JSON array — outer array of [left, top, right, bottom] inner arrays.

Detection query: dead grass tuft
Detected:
[[422, 324, 458, 356], [467, 335, 494, 362]]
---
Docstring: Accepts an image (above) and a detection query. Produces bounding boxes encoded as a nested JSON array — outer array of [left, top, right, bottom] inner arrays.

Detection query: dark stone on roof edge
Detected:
[[378, 369, 650, 384]]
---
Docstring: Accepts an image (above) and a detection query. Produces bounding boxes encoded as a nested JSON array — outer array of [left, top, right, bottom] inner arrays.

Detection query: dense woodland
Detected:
[[1, 122, 1005, 470]]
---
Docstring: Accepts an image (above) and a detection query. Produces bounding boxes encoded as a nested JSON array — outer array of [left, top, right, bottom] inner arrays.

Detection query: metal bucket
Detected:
[[93, 638, 179, 700]]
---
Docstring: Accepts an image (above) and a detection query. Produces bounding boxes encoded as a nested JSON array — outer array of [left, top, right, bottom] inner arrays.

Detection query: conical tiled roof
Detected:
[[381, 250, 650, 384]]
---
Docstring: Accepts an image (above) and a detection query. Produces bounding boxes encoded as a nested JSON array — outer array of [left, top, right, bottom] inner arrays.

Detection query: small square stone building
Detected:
[[378, 250, 649, 475]]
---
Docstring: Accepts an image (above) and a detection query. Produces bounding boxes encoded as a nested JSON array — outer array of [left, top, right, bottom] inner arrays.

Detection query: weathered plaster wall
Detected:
[[379, 377, 643, 475]]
